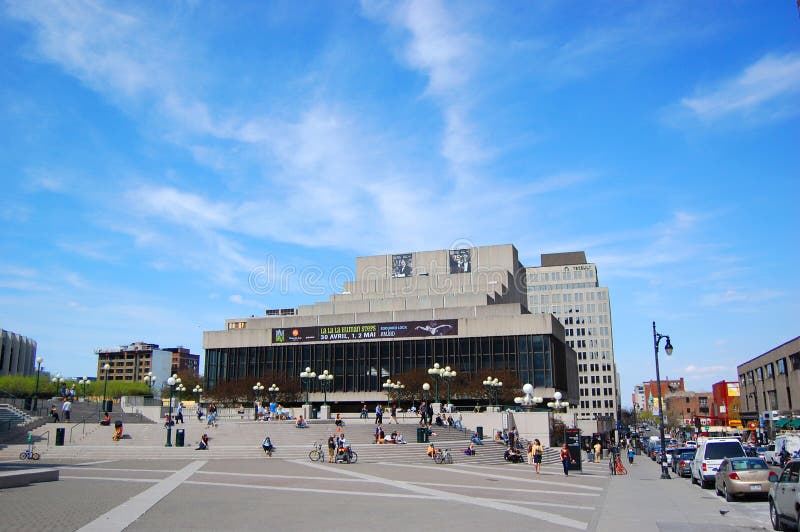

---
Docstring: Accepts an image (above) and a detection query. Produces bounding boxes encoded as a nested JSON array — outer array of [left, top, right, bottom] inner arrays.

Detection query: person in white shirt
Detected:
[[62, 399, 72, 422]]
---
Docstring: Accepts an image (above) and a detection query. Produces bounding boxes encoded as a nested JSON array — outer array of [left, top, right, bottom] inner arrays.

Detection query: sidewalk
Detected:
[[593, 456, 766, 531]]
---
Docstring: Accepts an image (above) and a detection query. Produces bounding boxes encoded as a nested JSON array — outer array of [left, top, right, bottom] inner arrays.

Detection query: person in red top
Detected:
[[560, 443, 574, 476]]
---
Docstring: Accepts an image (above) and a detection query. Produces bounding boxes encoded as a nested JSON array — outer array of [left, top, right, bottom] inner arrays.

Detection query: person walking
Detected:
[[176, 403, 184, 424], [375, 404, 383, 425], [61, 398, 72, 422], [593, 441, 602, 463], [532, 439, 544, 475], [390, 404, 398, 424], [360, 404, 368, 420], [560, 443, 574, 476], [50, 405, 60, 423]]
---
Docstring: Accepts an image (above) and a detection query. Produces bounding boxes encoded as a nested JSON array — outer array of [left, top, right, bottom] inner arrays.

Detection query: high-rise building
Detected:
[[95, 342, 189, 389], [526, 252, 619, 433]]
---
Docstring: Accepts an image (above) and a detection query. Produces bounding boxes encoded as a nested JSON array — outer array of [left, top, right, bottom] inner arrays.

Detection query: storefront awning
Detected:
[[774, 419, 791, 428], [788, 419, 800, 429]]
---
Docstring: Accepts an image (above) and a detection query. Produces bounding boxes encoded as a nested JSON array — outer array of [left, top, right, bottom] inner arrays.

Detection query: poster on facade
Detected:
[[449, 248, 471, 274], [272, 319, 458, 343], [392, 253, 413, 278]]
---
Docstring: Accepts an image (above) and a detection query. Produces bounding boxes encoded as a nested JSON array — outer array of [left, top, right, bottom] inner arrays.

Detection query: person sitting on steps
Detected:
[[295, 415, 308, 428], [196, 433, 209, 450], [100, 412, 111, 426]]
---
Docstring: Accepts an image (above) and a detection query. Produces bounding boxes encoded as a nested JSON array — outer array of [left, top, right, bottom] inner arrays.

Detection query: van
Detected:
[[769, 434, 800, 465], [691, 437, 746, 488]]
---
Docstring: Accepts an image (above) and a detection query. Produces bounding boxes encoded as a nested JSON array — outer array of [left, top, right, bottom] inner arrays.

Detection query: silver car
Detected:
[[769, 459, 800, 531]]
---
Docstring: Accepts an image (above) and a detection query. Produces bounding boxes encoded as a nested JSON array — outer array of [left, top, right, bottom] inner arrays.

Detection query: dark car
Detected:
[[669, 447, 696, 473], [676, 451, 696, 478]]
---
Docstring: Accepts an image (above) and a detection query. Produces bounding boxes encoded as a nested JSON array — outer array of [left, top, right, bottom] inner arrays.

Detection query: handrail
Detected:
[[37, 429, 50, 447], [69, 417, 89, 443]]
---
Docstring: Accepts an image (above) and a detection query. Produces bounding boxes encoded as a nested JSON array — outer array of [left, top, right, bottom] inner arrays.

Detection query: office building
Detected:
[[165, 346, 201, 377], [204, 244, 579, 407], [0, 328, 37, 376], [95, 342, 176, 389], [526, 252, 619, 432], [738, 336, 800, 423]]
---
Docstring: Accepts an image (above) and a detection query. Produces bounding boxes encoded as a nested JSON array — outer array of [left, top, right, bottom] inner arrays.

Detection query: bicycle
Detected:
[[19, 446, 40, 461], [308, 441, 324, 462], [609, 453, 627, 475], [434, 448, 453, 464], [335, 446, 358, 464]]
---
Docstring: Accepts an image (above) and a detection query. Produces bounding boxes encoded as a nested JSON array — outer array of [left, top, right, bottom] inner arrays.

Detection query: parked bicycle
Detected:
[[308, 441, 324, 462], [610, 452, 627, 475], [434, 448, 453, 464]]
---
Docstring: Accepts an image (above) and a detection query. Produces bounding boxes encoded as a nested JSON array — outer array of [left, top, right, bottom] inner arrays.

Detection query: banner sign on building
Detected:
[[272, 319, 458, 343], [392, 253, 413, 278], [449, 249, 471, 274]]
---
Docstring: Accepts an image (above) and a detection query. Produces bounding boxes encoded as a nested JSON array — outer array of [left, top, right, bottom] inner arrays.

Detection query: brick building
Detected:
[[664, 390, 714, 428], [711, 380, 741, 427]]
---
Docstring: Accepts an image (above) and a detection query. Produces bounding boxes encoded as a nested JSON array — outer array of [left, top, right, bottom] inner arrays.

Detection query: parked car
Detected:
[[714, 457, 776, 502], [768, 459, 800, 531], [685, 440, 697, 448], [691, 438, 747, 489], [669, 447, 695, 472], [676, 451, 696, 478], [650, 445, 662, 461]]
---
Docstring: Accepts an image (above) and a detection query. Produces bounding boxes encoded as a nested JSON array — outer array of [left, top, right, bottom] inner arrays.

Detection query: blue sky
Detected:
[[1, 1, 798, 404]]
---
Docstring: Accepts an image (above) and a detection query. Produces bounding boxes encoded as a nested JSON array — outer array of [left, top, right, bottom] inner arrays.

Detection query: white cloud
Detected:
[[699, 288, 784, 307], [228, 294, 263, 308], [678, 52, 800, 122], [684, 364, 728, 376]]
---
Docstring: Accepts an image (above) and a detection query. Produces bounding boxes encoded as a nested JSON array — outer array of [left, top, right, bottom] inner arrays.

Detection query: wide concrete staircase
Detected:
[[2, 416, 558, 466]]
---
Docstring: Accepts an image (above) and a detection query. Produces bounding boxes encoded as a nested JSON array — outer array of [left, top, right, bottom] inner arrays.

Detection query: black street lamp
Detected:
[[318, 370, 333, 406], [427, 363, 442, 403], [165, 374, 181, 446], [441, 367, 456, 407], [252, 382, 264, 420], [268, 384, 279, 404], [483, 376, 502, 408], [193, 385, 203, 406], [144, 372, 157, 394], [653, 321, 674, 480], [300, 367, 316, 405], [100, 364, 110, 420], [32, 356, 43, 412], [79, 377, 89, 401]]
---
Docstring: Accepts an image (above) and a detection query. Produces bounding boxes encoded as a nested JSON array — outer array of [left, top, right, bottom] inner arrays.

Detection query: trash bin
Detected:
[[55, 427, 65, 446], [312, 409, 318, 420], [476, 426, 483, 440], [417, 427, 425, 443], [104, 399, 113, 412], [24, 397, 32, 410], [176, 428, 185, 447]]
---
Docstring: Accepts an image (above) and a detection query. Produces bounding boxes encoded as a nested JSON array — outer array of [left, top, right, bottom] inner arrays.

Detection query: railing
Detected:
[[36, 429, 50, 448], [69, 417, 90, 443]]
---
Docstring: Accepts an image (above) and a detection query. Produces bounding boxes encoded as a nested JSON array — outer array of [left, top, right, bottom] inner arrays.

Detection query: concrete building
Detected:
[[0, 328, 37, 376], [737, 336, 800, 424], [526, 252, 620, 431], [204, 244, 579, 410], [632, 384, 645, 411], [95, 342, 174, 391]]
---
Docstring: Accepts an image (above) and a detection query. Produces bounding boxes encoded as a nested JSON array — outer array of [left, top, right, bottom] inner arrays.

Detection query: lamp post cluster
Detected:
[[193, 385, 203, 405], [513, 383, 543, 409], [427, 363, 456, 405], [100, 363, 111, 419], [318, 370, 334, 406], [300, 367, 317, 405], [144, 371, 157, 394], [165, 374, 182, 447], [78, 377, 90, 400], [547, 391, 568, 411], [483, 376, 503, 408], [51, 372, 64, 394], [652, 321, 675, 480], [382, 379, 405, 407], [252, 382, 265, 420]]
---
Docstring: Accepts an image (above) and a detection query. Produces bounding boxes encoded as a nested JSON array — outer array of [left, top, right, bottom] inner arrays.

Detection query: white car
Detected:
[[769, 459, 799, 531], [691, 438, 747, 489], [770, 435, 800, 466]]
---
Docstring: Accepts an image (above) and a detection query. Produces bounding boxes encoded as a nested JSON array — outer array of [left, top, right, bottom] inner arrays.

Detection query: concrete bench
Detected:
[[0, 468, 59, 489]]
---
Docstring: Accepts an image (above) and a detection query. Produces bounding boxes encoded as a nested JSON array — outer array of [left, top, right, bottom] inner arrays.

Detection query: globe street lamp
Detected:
[[165, 375, 177, 447], [268, 384, 279, 404], [427, 363, 442, 403], [100, 364, 110, 419], [318, 370, 334, 406], [547, 391, 568, 410], [440, 367, 456, 407], [483, 376, 503, 408], [422, 382, 431, 403], [79, 377, 89, 401], [652, 321, 674, 479], [52, 373, 63, 395], [144, 372, 156, 394], [514, 383, 543, 410], [32, 356, 43, 412], [193, 385, 203, 406], [252, 382, 265, 420], [383, 379, 395, 407], [300, 367, 316, 405]]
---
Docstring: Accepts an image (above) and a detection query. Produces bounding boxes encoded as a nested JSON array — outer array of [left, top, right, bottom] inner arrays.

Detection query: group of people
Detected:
[[327, 432, 353, 462], [373, 424, 406, 444], [49, 397, 72, 423]]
